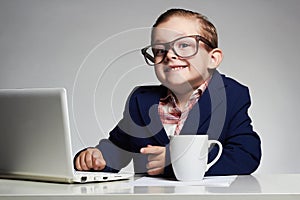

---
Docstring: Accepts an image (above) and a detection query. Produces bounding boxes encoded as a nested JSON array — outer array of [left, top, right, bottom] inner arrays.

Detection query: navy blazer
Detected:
[[96, 70, 262, 177]]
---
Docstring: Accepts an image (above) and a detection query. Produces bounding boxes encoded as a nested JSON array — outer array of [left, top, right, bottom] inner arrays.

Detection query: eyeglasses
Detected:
[[141, 35, 215, 66]]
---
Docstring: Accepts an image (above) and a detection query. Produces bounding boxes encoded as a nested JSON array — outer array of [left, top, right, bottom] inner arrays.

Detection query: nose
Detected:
[[164, 48, 178, 61]]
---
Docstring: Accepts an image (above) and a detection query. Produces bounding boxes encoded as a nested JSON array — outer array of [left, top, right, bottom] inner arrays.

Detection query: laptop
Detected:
[[0, 88, 133, 183]]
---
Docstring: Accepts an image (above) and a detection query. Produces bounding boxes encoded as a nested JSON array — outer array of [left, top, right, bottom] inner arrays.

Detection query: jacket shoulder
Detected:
[[220, 73, 248, 91]]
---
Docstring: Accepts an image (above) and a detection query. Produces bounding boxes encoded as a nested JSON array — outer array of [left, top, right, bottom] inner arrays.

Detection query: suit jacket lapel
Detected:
[[180, 71, 227, 137], [136, 86, 169, 144], [134, 71, 227, 142]]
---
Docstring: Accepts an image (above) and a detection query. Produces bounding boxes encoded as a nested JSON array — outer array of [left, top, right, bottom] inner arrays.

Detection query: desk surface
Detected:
[[0, 174, 300, 200]]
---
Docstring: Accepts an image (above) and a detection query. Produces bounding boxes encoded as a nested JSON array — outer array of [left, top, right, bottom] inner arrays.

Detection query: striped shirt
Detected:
[[158, 79, 210, 136]]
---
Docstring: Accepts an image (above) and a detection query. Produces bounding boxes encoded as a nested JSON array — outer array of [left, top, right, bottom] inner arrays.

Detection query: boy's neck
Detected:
[[173, 91, 193, 111], [169, 73, 213, 110]]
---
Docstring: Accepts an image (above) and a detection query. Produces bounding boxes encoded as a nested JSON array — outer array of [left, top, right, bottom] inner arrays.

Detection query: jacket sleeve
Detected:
[[95, 124, 133, 172], [94, 86, 145, 172], [206, 86, 261, 175]]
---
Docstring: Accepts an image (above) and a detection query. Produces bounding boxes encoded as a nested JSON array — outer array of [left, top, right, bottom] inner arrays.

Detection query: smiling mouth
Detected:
[[166, 65, 188, 72]]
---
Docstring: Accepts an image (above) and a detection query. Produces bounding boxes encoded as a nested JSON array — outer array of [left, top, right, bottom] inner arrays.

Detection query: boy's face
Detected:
[[152, 16, 219, 93]]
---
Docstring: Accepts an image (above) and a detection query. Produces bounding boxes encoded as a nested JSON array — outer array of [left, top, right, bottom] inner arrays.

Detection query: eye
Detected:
[[152, 48, 166, 56], [178, 43, 190, 48]]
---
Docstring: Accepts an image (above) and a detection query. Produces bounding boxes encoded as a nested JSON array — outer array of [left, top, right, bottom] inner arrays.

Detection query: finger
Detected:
[[146, 160, 162, 169], [79, 152, 89, 171], [85, 151, 94, 169], [92, 151, 106, 170], [148, 152, 164, 162], [84, 148, 101, 170], [75, 155, 82, 170], [140, 146, 164, 155], [147, 167, 164, 176]]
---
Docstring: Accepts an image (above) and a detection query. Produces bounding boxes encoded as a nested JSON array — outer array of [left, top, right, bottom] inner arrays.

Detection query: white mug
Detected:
[[169, 135, 222, 181]]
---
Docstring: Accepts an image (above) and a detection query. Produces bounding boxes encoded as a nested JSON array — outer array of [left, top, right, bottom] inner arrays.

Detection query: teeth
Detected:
[[171, 66, 185, 71]]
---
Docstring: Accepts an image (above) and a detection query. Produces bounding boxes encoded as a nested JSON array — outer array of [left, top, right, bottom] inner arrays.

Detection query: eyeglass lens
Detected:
[[144, 36, 198, 65]]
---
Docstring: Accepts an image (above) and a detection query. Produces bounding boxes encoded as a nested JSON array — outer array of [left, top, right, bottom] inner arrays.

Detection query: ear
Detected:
[[208, 48, 223, 69]]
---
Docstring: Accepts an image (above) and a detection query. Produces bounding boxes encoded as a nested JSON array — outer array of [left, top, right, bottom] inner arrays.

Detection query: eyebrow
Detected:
[[152, 33, 187, 44]]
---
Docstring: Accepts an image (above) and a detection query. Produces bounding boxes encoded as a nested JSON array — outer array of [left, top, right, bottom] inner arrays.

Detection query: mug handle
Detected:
[[206, 140, 223, 171]]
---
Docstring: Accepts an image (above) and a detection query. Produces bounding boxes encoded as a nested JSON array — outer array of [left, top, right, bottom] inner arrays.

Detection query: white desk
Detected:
[[0, 174, 299, 200]]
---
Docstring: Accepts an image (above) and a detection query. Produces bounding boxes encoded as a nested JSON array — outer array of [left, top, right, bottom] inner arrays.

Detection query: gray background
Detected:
[[0, 0, 299, 174]]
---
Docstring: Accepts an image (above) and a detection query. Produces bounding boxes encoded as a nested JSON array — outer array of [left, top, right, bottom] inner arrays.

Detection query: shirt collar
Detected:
[[160, 77, 211, 103]]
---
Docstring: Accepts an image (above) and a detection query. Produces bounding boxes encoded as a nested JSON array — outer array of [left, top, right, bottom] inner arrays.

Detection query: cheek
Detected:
[[154, 66, 164, 79], [188, 54, 209, 71], [188, 59, 205, 71], [188, 58, 210, 78]]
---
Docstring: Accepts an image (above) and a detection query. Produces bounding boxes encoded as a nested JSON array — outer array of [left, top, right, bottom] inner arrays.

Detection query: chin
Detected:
[[164, 81, 195, 93]]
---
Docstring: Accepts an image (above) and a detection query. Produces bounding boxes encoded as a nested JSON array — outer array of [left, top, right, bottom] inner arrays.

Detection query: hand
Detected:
[[75, 148, 106, 171], [140, 145, 166, 175]]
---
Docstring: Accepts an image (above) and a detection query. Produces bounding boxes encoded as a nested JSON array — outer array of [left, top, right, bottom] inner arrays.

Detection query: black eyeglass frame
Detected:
[[141, 35, 215, 66]]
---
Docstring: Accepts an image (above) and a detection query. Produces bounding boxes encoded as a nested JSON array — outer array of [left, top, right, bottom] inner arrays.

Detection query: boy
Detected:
[[75, 8, 261, 177]]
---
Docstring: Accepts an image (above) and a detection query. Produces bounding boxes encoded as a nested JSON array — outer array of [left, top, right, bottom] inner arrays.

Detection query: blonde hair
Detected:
[[152, 8, 218, 50]]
